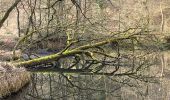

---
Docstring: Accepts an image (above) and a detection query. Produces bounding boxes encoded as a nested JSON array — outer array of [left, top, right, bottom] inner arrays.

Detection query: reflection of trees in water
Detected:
[[27, 73, 121, 100], [23, 52, 161, 100]]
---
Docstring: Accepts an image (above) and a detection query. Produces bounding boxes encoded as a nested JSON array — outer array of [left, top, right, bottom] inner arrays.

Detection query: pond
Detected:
[[5, 51, 170, 100]]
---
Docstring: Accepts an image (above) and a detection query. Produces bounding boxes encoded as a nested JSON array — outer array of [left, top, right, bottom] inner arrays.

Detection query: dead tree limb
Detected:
[[13, 34, 134, 67], [0, 0, 21, 28]]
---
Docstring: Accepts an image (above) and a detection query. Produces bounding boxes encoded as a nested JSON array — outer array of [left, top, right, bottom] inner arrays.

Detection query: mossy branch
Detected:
[[12, 28, 138, 67], [13, 30, 37, 59], [13, 37, 132, 67]]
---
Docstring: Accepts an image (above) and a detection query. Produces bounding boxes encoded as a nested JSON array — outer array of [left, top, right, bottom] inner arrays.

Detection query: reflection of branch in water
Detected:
[[27, 93, 56, 100], [28, 66, 136, 76], [30, 74, 40, 98], [61, 73, 109, 92]]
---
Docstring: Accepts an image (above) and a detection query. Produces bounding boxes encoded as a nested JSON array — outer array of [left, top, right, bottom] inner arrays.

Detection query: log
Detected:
[[13, 35, 132, 67]]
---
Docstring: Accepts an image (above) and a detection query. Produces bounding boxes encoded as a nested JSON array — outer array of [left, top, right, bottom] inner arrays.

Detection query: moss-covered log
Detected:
[[13, 33, 134, 67]]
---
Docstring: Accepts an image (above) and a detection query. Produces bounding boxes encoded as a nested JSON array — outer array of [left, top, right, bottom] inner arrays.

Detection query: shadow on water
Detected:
[[4, 51, 170, 100]]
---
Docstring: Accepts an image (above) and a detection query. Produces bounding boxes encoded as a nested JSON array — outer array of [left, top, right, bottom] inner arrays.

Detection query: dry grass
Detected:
[[0, 62, 30, 98]]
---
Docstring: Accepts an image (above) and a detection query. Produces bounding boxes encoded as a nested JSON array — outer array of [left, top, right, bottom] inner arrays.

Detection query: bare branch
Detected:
[[0, 0, 21, 29]]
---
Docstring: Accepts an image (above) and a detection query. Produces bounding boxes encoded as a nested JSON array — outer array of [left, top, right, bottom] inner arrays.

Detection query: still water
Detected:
[[5, 51, 170, 100]]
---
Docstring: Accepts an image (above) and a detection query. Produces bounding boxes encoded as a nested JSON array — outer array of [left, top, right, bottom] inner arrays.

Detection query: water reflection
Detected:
[[24, 73, 123, 100], [5, 51, 170, 100]]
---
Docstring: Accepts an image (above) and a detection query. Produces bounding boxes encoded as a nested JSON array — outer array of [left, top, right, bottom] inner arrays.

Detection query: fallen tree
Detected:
[[13, 28, 136, 67], [10, 28, 149, 76]]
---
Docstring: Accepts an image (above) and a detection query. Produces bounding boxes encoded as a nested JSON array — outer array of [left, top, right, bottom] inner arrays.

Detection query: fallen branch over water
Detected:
[[13, 34, 133, 67], [11, 28, 142, 76]]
